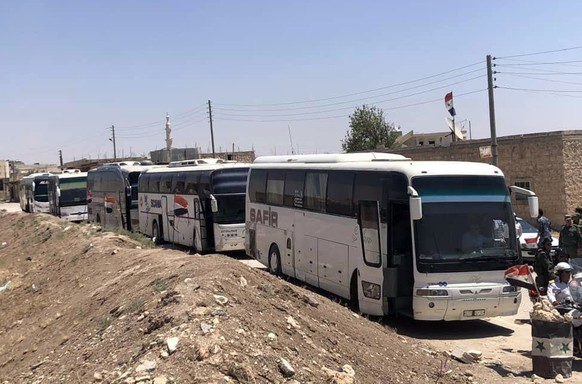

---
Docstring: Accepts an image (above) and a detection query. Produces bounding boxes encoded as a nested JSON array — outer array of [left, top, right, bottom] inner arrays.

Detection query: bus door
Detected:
[[292, 211, 310, 283], [161, 196, 174, 243], [357, 200, 384, 316], [387, 202, 413, 316], [47, 178, 59, 217]]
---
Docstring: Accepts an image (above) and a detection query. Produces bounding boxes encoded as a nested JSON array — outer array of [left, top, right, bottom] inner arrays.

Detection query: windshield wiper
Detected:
[[459, 254, 514, 262]]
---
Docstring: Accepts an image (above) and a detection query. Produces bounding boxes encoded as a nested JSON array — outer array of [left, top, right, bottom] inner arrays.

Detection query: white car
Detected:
[[516, 217, 558, 257]]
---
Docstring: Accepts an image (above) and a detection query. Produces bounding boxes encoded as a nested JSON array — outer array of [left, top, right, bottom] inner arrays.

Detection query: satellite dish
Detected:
[[446, 117, 464, 141]]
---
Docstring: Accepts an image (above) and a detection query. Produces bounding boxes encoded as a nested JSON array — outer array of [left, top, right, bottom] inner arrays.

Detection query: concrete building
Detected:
[[0, 161, 9, 201], [389, 130, 582, 228], [395, 130, 466, 148]]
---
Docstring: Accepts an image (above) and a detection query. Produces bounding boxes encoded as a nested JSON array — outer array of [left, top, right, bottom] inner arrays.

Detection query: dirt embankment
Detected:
[[0, 212, 486, 383]]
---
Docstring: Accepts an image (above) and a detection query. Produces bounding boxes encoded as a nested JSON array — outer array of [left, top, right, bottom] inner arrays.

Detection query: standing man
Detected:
[[536, 209, 552, 247], [534, 238, 555, 295], [559, 214, 582, 261]]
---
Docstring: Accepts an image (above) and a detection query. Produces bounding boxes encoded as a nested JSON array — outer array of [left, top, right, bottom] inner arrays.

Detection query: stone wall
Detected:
[[389, 130, 582, 228]]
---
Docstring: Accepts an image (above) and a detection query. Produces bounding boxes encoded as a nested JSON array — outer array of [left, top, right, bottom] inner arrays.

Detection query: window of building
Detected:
[[514, 180, 532, 201]]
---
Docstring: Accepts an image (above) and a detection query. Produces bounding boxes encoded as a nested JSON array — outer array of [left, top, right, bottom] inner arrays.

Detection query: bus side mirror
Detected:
[[509, 185, 538, 218], [528, 196, 539, 218], [410, 197, 422, 221], [210, 195, 218, 213], [408, 186, 422, 221]]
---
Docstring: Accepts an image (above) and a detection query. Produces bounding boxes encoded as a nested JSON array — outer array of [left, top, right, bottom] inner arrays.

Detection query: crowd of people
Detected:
[[533, 208, 582, 296]]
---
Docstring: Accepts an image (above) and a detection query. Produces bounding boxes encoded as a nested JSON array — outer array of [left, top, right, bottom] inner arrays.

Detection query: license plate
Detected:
[[463, 309, 485, 317]]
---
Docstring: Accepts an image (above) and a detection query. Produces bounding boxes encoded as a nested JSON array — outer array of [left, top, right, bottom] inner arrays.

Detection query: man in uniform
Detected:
[[559, 214, 582, 261], [534, 237, 555, 295]]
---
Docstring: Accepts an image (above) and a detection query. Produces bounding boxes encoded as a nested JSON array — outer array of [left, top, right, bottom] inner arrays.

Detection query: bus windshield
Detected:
[[59, 177, 87, 206], [34, 181, 49, 202], [214, 194, 245, 224], [412, 176, 518, 273]]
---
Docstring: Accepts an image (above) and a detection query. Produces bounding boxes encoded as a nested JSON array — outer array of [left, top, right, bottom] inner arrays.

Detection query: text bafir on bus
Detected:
[[47, 170, 89, 222], [19, 173, 53, 213], [245, 153, 538, 320], [87, 162, 155, 230], [137, 161, 249, 252]]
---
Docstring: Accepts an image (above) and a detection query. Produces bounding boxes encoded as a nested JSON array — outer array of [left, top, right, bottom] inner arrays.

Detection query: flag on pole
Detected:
[[504, 264, 537, 291], [444, 92, 456, 117]]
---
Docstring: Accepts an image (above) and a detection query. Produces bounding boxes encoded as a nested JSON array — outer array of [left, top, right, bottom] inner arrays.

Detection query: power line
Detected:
[[495, 45, 582, 59], [497, 86, 582, 93], [496, 73, 582, 86], [213, 88, 486, 123], [495, 70, 582, 76], [214, 69, 485, 112], [214, 75, 485, 118], [494, 59, 582, 66], [215, 60, 484, 107]]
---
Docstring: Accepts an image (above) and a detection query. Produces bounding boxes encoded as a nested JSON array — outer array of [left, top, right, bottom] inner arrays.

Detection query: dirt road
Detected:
[[2, 211, 581, 383]]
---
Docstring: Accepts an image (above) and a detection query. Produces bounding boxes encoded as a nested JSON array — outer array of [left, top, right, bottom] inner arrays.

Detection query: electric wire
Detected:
[[215, 60, 484, 107], [214, 69, 485, 112], [495, 45, 582, 59], [213, 89, 486, 123], [495, 73, 582, 87], [497, 86, 582, 93], [214, 75, 486, 118]]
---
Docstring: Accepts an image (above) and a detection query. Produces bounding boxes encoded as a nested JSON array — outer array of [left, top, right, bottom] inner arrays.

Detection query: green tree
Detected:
[[341, 105, 401, 152]]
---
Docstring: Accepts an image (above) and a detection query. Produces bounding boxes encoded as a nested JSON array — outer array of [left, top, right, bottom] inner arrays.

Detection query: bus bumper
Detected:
[[214, 224, 245, 252], [412, 291, 521, 321]]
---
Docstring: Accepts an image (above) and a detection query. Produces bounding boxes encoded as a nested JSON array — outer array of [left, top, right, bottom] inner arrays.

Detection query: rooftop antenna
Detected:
[[288, 124, 295, 155]]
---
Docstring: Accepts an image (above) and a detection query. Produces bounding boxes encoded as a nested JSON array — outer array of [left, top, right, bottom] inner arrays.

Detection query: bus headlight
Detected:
[[416, 289, 449, 297], [361, 281, 381, 300], [502, 285, 518, 293]]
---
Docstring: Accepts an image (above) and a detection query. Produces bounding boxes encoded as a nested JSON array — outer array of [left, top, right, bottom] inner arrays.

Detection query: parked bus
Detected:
[[138, 162, 249, 252], [47, 170, 88, 222], [19, 173, 52, 213], [245, 153, 538, 320], [87, 163, 153, 230]]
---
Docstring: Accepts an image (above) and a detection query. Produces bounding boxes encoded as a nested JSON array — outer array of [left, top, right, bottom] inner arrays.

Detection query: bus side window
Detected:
[[266, 170, 285, 206], [326, 171, 355, 216], [353, 172, 382, 217], [173, 173, 186, 194], [160, 174, 173, 194], [249, 170, 267, 203], [304, 172, 328, 212], [284, 170, 305, 208]]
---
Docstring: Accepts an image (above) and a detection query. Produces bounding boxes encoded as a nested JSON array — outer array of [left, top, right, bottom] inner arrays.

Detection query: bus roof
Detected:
[[88, 164, 158, 174], [53, 171, 88, 179], [142, 162, 249, 175], [254, 152, 409, 163], [251, 157, 504, 178]]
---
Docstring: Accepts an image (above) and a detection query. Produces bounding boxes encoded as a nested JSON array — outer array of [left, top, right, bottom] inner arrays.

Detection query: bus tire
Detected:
[[268, 244, 282, 276], [152, 220, 163, 245], [350, 271, 360, 311], [96, 214, 101, 225]]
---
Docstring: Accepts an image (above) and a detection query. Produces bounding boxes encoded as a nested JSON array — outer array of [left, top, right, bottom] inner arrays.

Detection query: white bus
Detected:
[[245, 153, 538, 321], [87, 163, 153, 230], [47, 170, 88, 222], [19, 173, 52, 213], [138, 163, 249, 252]]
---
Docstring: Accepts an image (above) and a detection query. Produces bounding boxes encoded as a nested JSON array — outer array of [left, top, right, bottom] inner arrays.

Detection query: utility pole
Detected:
[[487, 55, 498, 166], [58, 150, 63, 168], [108, 125, 117, 160], [208, 100, 216, 157]]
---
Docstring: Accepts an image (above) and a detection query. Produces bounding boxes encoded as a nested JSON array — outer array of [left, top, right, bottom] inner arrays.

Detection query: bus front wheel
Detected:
[[152, 220, 162, 245], [268, 244, 282, 276]]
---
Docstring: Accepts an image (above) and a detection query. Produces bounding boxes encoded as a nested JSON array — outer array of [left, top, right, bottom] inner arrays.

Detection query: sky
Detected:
[[2, 1, 582, 164]]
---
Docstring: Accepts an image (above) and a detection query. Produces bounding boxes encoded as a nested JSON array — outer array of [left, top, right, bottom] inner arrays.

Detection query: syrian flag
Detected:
[[504, 264, 537, 291], [444, 92, 456, 117]]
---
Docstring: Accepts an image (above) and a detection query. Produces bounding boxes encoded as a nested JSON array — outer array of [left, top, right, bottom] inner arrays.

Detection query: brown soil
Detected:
[[0, 212, 508, 383]]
